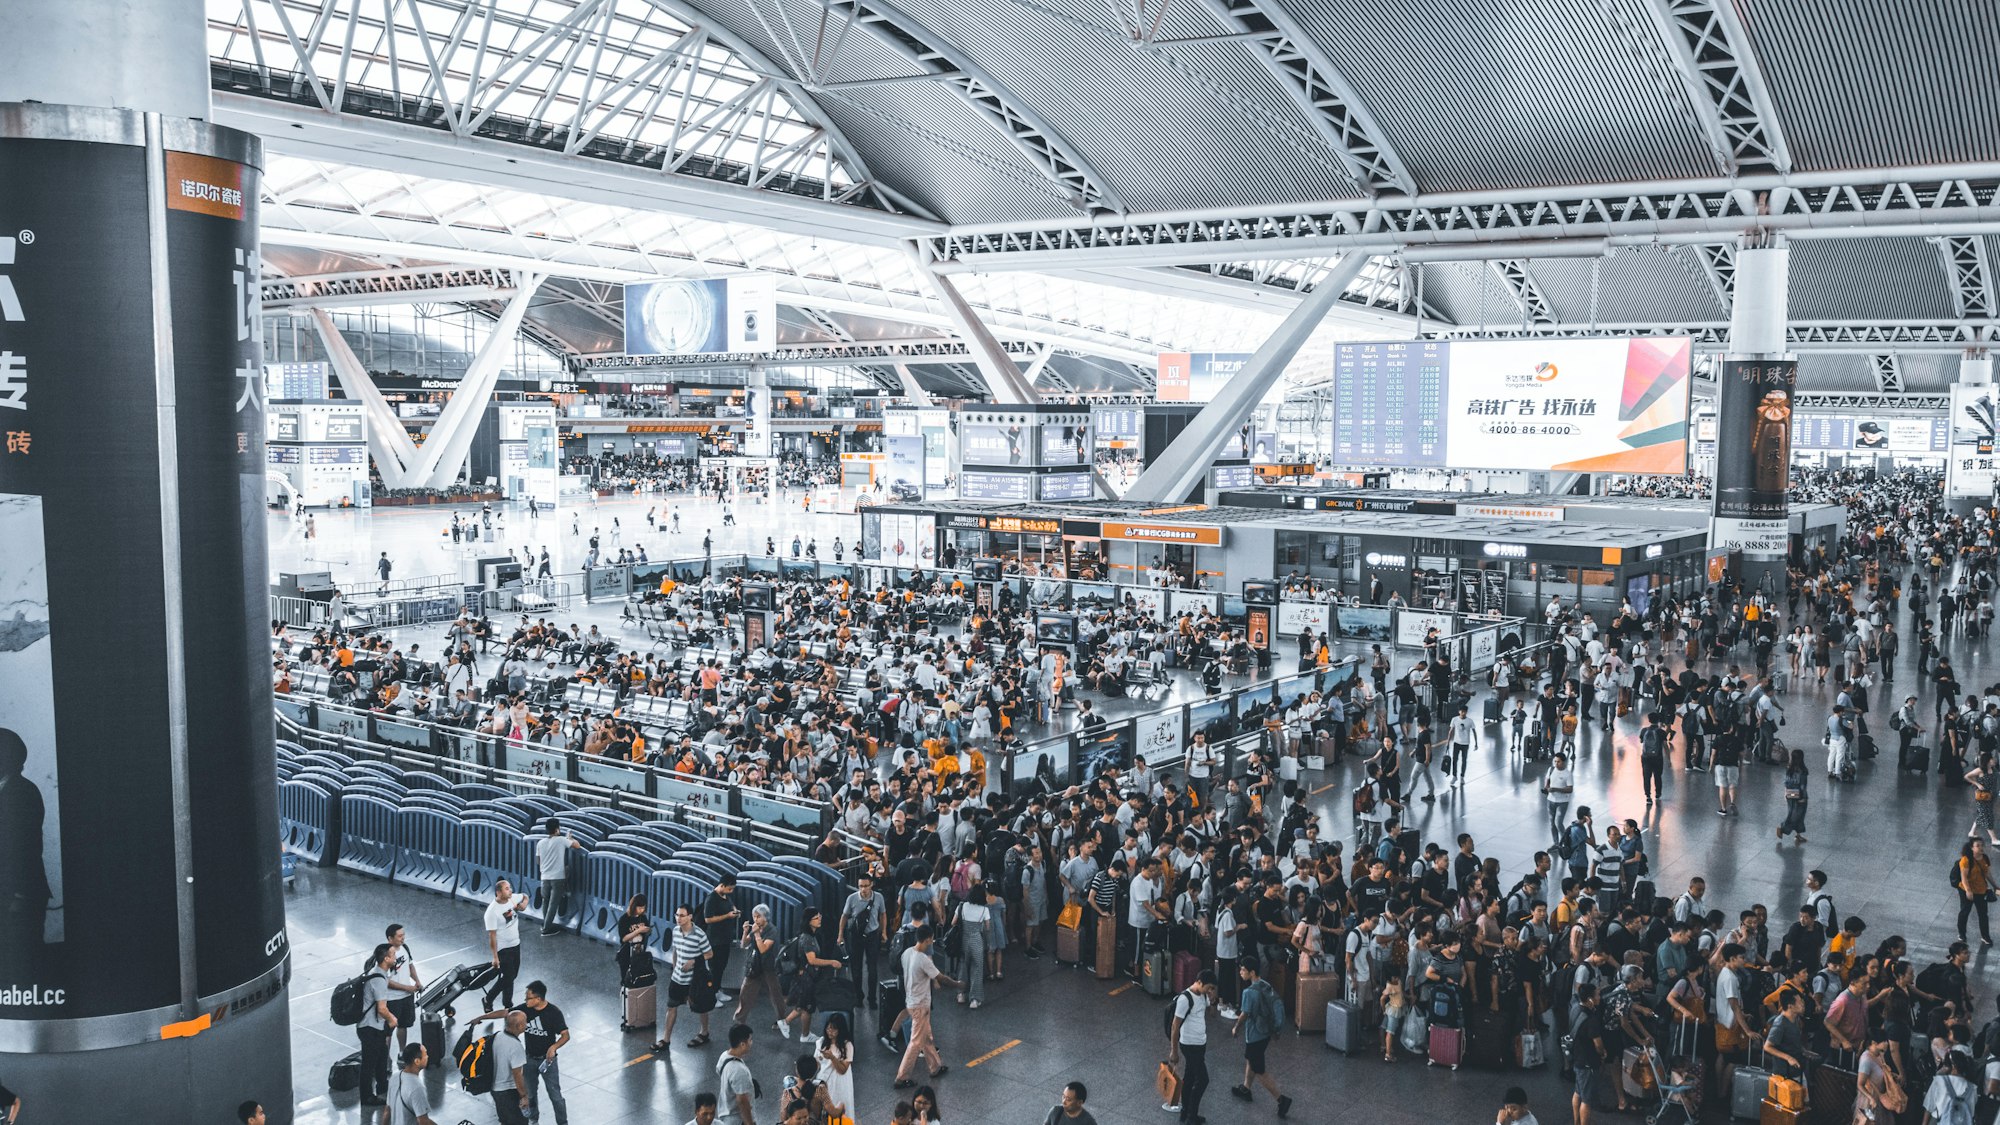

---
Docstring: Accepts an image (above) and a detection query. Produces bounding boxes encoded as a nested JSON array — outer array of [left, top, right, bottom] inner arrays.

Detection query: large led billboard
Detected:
[[1328, 337, 1693, 473]]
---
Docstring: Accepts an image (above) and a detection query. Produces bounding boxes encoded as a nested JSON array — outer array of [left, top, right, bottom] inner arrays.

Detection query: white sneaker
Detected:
[[1218, 1005, 1241, 1021], [1163, 1104, 1181, 1114]]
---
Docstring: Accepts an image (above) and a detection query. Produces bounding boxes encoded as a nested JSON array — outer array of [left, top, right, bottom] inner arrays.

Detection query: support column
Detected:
[[891, 361, 934, 407], [310, 308, 420, 488], [1125, 253, 1369, 504], [1022, 344, 1056, 388], [1709, 240, 1795, 594], [411, 275, 545, 489], [1947, 354, 1994, 514], [1, 39, 295, 1124], [916, 256, 1036, 404]]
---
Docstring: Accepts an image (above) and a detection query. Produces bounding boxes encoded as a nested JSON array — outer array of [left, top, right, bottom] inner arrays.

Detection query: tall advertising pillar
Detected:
[[1709, 356, 1799, 588], [0, 105, 293, 1119]]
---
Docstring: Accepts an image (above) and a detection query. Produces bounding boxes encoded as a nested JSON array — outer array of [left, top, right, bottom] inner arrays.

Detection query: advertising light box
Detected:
[[622, 276, 778, 355], [960, 471, 1031, 502], [1329, 337, 1693, 474]]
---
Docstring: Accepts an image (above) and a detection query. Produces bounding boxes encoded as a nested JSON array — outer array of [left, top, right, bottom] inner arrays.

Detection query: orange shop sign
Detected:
[[1099, 521, 1224, 546]]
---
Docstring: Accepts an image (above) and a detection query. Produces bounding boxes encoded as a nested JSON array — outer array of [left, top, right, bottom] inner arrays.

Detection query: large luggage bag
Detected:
[[1324, 1000, 1365, 1055], [1141, 949, 1171, 996], [1056, 918, 1082, 965], [1733, 1060, 1772, 1120], [1760, 1100, 1803, 1125], [328, 1051, 363, 1091], [1466, 1005, 1510, 1070], [1427, 1024, 1464, 1070], [1808, 1062, 1859, 1125], [1095, 915, 1117, 980], [421, 1009, 448, 1069], [620, 983, 657, 1031], [1484, 696, 1503, 725], [1173, 951, 1201, 994], [877, 978, 906, 1048], [1293, 972, 1339, 1034]]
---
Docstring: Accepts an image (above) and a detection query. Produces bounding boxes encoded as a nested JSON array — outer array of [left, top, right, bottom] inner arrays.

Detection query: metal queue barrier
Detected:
[[274, 707, 839, 962]]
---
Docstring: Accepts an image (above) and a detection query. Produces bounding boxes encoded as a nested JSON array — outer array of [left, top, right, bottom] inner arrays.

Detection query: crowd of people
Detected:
[[278, 465, 2000, 1125]]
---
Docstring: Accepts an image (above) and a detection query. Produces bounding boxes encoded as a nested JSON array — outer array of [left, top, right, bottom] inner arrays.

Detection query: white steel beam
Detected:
[[411, 274, 547, 488], [1934, 235, 1998, 320], [263, 264, 519, 309], [1425, 319, 2000, 353], [925, 163, 2000, 271], [889, 361, 934, 407], [919, 258, 1038, 404], [1186, 0, 1413, 195], [1125, 252, 1368, 503], [1635, 0, 1792, 175], [1870, 353, 1905, 393], [1488, 259, 1556, 325], [308, 307, 421, 487], [816, 0, 1128, 213]]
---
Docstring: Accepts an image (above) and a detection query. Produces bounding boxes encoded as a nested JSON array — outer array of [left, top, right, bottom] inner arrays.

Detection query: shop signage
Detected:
[[1644, 544, 1664, 559], [1100, 521, 1224, 545], [626, 423, 711, 433], [1481, 542, 1528, 558], [1363, 551, 1409, 569], [1459, 503, 1564, 522], [989, 516, 1062, 535]]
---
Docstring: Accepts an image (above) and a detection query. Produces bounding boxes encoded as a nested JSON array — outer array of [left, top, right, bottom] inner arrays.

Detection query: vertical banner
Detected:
[[1946, 382, 1999, 499], [0, 119, 287, 1043], [1709, 356, 1798, 558], [1245, 606, 1272, 652]]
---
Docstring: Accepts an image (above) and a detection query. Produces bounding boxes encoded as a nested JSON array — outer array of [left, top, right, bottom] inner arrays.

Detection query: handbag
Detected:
[[1057, 903, 1083, 931], [1768, 1074, 1805, 1111], [1156, 1060, 1182, 1106]]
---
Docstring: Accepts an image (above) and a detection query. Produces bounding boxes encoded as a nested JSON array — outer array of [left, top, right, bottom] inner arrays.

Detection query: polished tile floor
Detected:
[[274, 498, 2000, 1125]]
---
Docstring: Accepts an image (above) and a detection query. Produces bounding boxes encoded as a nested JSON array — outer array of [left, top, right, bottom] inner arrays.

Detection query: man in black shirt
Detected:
[[703, 877, 743, 997], [1779, 905, 1824, 973], [1570, 983, 1607, 1125], [1350, 861, 1392, 921], [476, 980, 570, 1125]]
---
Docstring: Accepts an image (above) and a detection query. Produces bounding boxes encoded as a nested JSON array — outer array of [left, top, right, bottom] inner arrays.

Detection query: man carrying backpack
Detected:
[[1165, 970, 1219, 1125], [489, 1010, 531, 1125], [1229, 962, 1293, 1117], [355, 943, 399, 1106]]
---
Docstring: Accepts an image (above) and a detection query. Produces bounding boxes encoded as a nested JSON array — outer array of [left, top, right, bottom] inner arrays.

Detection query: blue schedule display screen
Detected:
[[959, 471, 1031, 502], [1332, 341, 1448, 466], [1037, 471, 1094, 501]]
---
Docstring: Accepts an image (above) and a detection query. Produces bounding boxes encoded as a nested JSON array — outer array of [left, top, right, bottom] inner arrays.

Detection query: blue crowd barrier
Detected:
[[336, 793, 401, 880], [651, 870, 715, 949], [734, 875, 809, 941], [395, 808, 462, 896], [452, 783, 512, 802], [773, 857, 846, 917], [278, 778, 339, 866], [455, 821, 539, 914], [581, 851, 657, 944], [740, 862, 818, 908], [463, 800, 534, 827], [400, 794, 467, 818], [401, 771, 451, 792], [300, 751, 355, 770], [349, 761, 405, 786], [594, 840, 674, 871]]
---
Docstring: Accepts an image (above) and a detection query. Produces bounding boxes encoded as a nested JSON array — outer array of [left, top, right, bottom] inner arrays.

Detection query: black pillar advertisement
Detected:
[[0, 125, 288, 1040], [1709, 356, 1798, 562]]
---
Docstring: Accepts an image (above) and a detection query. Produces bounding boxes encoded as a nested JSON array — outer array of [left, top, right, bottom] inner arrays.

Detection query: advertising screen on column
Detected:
[[1157, 353, 1251, 402], [622, 276, 779, 355], [1327, 337, 1693, 473], [1790, 416, 1949, 453], [1947, 384, 2000, 498]]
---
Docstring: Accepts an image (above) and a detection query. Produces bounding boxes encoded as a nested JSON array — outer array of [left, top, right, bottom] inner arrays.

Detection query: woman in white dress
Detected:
[[815, 1012, 856, 1121]]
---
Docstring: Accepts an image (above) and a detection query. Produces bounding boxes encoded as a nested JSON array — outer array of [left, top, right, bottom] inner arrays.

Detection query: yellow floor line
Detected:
[[966, 1039, 1022, 1067], [1108, 982, 1136, 996], [625, 1052, 655, 1066]]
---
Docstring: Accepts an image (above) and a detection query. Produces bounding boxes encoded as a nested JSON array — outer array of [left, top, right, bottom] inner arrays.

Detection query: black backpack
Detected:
[[329, 970, 376, 1027], [457, 1028, 498, 1095]]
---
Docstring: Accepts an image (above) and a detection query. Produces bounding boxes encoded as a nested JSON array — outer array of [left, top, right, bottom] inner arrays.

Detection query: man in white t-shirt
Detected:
[[894, 926, 960, 1088], [1129, 857, 1167, 974], [1185, 734, 1217, 806], [1447, 705, 1474, 785], [483, 880, 530, 1009], [534, 819, 581, 936], [1165, 970, 1218, 1124]]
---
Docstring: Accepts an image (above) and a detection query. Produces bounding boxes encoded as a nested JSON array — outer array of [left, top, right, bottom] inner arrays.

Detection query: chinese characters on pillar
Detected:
[[2, 234, 28, 452], [233, 246, 260, 415], [1463, 398, 1599, 416]]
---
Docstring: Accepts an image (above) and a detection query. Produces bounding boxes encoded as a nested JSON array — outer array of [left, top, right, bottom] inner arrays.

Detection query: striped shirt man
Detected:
[[669, 923, 712, 986]]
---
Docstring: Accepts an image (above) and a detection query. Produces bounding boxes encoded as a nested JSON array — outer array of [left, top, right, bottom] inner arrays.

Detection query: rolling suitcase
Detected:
[[1809, 1062, 1858, 1125], [1056, 918, 1082, 965], [1324, 1000, 1365, 1055], [1142, 949, 1171, 996], [620, 983, 657, 1031], [1293, 972, 1339, 1034], [1427, 1024, 1464, 1070], [421, 1009, 448, 1069], [328, 1051, 363, 1091], [1484, 696, 1503, 725], [1173, 951, 1201, 993], [878, 978, 906, 1049], [1732, 1054, 1772, 1120], [1095, 915, 1117, 980], [1467, 1006, 1510, 1070]]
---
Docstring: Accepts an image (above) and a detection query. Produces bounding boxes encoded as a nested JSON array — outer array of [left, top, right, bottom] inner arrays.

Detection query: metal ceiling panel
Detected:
[[1282, 0, 1718, 194], [1789, 238, 1957, 322], [1405, 261, 1534, 331], [887, 0, 1365, 211], [1528, 247, 1729, 325], [1737, 0, 2000, 172]]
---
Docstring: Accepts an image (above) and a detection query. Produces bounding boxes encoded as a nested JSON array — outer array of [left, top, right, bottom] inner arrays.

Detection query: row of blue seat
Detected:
[[275, 742, 845, 955]]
